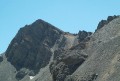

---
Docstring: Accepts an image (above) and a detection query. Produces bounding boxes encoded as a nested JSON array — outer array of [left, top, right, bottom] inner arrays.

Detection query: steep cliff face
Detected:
[[5, 19, 64, 75]]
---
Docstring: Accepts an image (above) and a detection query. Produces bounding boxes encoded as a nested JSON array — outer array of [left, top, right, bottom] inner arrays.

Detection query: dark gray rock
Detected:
[[50, 29, 90, 81], [50, 62, 70, 81], [54, 48, 65, 60], [96, 20, 108, 30], [78, 30, 92, 42], [0, 56, 3, 62], [2, 15, 120, 81], [16, 70, 27, 80], [107, 15, 119, 22], [96, 15, 119, 31], [50, 44, 88, 81], [5, 19, 63, 74]]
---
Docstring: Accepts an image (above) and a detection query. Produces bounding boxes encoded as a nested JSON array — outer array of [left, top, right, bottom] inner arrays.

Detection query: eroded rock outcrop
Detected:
[[50, 36, 90, 81], [78, 30, 92, 42], [96, 15, 119, 31]]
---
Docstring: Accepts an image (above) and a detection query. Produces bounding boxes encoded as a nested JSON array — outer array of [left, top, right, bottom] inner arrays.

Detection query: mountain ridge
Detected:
[[0, 15, 120, 81]]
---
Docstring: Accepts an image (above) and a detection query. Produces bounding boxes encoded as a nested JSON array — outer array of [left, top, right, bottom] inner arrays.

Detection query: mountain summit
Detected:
[[6, 19, 64, 74], [0, 15, 120, 81]]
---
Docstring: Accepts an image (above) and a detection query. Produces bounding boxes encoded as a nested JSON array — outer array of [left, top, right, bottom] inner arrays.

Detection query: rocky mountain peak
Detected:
[[31, 19, 63, 33], [1, 15, 120, 81], [4, 18, 92, 80], [5, 19, 64, 75]]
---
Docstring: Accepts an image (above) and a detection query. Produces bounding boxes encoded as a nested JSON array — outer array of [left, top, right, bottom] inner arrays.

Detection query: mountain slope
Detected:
[[0, 15, 120, 81], [1, 19, 79, 81], [65, 16, 120, 81]]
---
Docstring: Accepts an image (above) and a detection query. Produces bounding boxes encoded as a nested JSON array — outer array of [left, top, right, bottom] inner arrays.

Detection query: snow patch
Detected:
[[29, 76, 35, 80]]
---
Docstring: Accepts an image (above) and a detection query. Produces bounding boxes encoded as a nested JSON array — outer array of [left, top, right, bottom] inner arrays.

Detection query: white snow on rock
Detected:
[[29, 76, 35, 80]]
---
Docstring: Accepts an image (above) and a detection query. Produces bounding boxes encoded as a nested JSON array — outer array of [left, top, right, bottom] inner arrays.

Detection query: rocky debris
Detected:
[[5, 19, 64, 75], [90, 73, 98, 81], [69, 42, 86, 50], [50, 29, 90, 81], [50, 44, 88, 81], [81, 73, 98, 81], [96, 15, 119, 31], [50, 62, 70, 81], [64, 76, 74, 81], [57, 32, 78, 50], [54, 48, 65, 60], [65, 73, 98, 81], [0, 56, 3, 62], [58, 36, 67, 48], [50, 57, 87, 81]]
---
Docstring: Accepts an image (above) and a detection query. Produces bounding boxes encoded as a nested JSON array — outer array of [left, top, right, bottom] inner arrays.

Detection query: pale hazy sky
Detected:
[[0, 0, 120, 53]]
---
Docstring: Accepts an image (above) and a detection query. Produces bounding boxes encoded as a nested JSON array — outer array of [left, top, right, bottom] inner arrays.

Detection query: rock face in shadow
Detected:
[[50, 52, 87, 81], [15, 70, 27, 80], [78, 30, 92, 42], [0, 56, 3, 62], [5, 19, 64, 74]]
